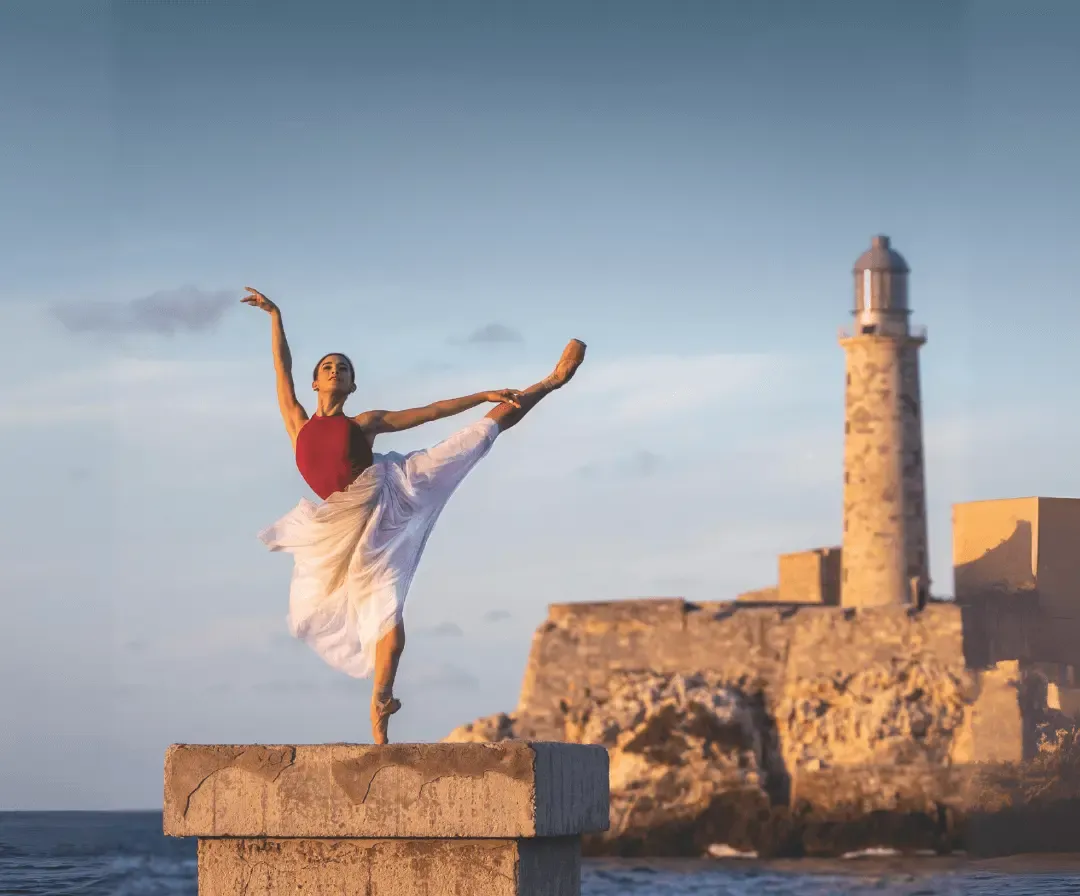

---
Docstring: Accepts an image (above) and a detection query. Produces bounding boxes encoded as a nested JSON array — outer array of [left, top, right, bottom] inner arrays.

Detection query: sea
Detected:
[[4, 812, 1080, 896]]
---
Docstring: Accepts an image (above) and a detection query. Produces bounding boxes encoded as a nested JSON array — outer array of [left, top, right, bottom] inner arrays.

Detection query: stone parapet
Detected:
[[164, 742, 609, 895], [778, 547, 842, 605]]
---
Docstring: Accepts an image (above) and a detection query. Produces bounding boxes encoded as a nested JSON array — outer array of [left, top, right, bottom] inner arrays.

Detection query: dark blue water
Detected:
[[3, 812, 1080, 895]]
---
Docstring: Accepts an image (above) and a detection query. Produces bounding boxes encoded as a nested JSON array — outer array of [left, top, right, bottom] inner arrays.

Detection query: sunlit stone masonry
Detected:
[[163, 741, 609, 895]]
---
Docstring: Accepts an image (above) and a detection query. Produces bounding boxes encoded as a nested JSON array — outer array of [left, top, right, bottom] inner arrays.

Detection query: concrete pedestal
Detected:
[[163, 742, 609, 895]]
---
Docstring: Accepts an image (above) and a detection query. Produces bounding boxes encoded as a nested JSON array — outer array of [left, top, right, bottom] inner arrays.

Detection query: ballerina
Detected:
[[242, 287, 586, 744]]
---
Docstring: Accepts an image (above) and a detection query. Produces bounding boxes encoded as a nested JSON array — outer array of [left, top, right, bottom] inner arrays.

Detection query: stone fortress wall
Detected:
[[955, 498, 1080, 678], [514, 601, 976, 750], [509, 496, 1080, 746], [447, 497, 1080, 857]]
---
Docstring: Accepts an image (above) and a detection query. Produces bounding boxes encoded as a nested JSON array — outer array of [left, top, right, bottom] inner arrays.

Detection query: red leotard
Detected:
[[294, 414, 374, 500]]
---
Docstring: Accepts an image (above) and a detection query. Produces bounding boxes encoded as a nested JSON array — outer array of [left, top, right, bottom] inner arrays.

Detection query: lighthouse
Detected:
[[840, 235, 930, 607]]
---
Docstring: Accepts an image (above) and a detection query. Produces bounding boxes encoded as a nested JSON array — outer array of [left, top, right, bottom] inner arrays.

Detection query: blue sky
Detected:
[[1, 0, 1077, 809]]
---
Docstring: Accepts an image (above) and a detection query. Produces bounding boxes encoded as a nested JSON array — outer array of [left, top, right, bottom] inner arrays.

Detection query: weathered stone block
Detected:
[[778, 547, 841, 605], [954, 497, 1080, 622], [954, 497, 1040, 599], [736, 586, 780, 603], [197, 836, 581, 896], [966, 661, 1024, 763], [548, 599, 687, 633], [164, 742, 609, 839]]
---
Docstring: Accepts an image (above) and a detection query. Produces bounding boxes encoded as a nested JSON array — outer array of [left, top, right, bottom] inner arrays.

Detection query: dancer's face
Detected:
[[312, 354, 356, 396]]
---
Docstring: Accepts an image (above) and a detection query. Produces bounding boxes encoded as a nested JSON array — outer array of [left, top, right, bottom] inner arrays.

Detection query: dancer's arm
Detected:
[[242, 287, 309, 442], [356, 390, 521, 434]]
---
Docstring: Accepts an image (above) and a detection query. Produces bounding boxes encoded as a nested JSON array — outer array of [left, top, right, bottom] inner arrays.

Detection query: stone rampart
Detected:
[[514, 601, 982, 753], [447, 598, 1080, 856]]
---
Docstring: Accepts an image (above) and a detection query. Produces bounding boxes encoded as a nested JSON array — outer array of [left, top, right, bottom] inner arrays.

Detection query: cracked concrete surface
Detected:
[[330, 742, 535, 806], [164, 745, 296, 819], [198, 837, 582, 896], [163, 742, 608, 840]]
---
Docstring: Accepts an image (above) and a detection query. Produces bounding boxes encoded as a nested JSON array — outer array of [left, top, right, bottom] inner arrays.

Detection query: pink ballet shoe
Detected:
[[372, 696, 402, 745], [546, 339, 587, 389]]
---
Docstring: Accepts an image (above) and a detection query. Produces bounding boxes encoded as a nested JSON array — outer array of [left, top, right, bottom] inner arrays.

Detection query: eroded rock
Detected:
[[446, 660, 1080, 857], [562, 673, 780, 855], [775, 660, 973, 769], [444, 712, 519, 744]]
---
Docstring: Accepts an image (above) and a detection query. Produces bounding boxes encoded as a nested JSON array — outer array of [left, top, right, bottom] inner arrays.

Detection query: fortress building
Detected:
[[840, 235, 929, 607], [729, 239, 1080, 703], [450, 234, 1080, 857]]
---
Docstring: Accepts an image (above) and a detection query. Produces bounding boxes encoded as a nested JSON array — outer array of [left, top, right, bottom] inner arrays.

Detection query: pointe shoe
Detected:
[[548, 339, 587, 388], [371, 696, 402, 746]]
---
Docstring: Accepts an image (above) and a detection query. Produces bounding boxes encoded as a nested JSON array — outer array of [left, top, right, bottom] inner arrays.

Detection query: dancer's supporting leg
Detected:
[[371, 623, 405, 745], [368, 338, 586, 745]]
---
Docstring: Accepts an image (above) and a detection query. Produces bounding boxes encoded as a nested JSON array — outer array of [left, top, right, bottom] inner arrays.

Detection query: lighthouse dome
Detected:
[[853, 235, 909, 324], [854, 235, 910, 275]]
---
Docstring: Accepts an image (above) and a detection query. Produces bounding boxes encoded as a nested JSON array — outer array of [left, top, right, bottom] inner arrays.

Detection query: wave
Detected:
[[0, 855, 197, 896]]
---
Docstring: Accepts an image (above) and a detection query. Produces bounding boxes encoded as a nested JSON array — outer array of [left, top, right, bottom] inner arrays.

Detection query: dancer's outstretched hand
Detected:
[[483, 389, 523, 408], [241, 287, 279, 314]]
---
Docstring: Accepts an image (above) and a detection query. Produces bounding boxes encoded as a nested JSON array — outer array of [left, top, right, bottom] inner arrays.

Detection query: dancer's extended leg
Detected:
[[371, 623, 405, 745], [487, 339, 586, 431], [366, 339, 586, 745]]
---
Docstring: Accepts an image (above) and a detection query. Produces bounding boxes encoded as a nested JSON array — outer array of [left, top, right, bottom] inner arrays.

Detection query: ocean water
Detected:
[[3, 812, 1080, 895]]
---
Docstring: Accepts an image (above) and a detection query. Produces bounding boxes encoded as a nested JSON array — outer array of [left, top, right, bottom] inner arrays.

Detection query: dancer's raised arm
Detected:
[[356, 389, 522, 435], [242, 287, 309, 442]]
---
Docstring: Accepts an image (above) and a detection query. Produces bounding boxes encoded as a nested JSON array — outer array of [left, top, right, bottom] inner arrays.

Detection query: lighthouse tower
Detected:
[[840, 235, 930, 607]]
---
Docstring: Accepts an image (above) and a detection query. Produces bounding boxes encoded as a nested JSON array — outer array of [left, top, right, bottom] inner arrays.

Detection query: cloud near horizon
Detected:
[[484, 610, 512, 622], [418, 621, 464, 637], [452, 323, 524, 346], [0, 356, 270, 429], [155, 614, 284, 660], [578, 449, 663, 480], [52, 286, 236, 337], [410, 663, 480, 692]]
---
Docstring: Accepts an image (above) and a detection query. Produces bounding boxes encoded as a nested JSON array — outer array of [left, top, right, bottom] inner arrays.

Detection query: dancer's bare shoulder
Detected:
[[353, 406, 438, 436], [352, 409, 390, 437]]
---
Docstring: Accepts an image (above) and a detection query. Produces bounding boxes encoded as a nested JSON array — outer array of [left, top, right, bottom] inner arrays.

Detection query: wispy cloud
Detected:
[[251, 679, 318, 695], [578, 449, 663, 479], [52, 286, 236, 337], [572, 352, 791, 426], [411, 663, 479, 691], [417, 621, 464, 637], [614, 518, 838, 599], [156, 615, 284, 659], [462, 351, 795, 482], [0, 357, 267, 428], [452, 323, 524, 346], [483, 610, 512, 623]]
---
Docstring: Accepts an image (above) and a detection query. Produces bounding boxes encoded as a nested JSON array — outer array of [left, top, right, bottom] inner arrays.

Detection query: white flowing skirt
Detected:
[[258, 417, 499, 679]]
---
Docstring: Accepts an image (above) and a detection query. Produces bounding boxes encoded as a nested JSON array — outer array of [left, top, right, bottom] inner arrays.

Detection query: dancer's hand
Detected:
[[242, 287, 279, 314], [483, 389, 523, 408]]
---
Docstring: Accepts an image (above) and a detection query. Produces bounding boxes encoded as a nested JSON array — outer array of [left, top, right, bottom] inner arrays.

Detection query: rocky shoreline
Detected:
[[446, 601, 1080, 858]]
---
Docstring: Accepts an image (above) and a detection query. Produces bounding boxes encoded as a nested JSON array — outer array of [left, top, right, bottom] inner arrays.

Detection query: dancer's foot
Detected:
[[371, 696, 402, 745], [546, 339, 587, 389], [486, 337, 588, 431]]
